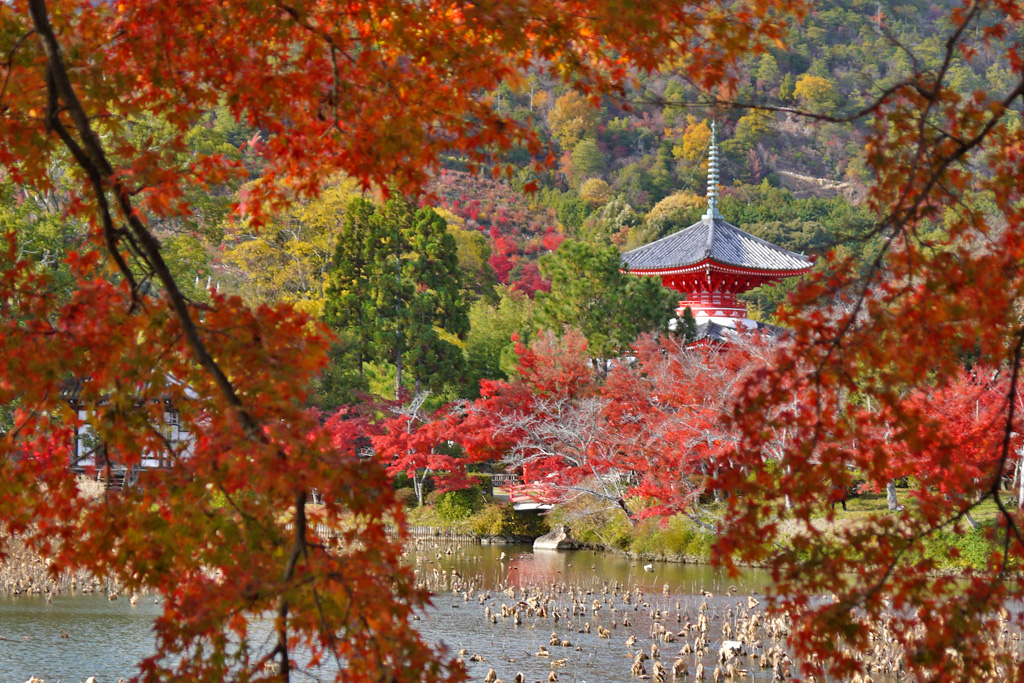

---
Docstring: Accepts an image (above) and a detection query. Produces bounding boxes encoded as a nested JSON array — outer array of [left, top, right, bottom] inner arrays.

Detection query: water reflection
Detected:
[[0, 593, 161, 682], [504, 547, 775, 596], [0, 545, 778, 682], [410, 545, 780, 683], [407, 543, 774, 595]]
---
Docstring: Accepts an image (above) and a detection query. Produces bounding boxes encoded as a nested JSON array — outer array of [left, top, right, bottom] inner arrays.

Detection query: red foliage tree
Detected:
[[450, 331, 764, 523], [373, 395, 476, 507], [601, 334, 763, 518], [0, 0, 805, 679], [509, 261, 551, 297], [712, 2, 1024, 676], [902, 369, 1012, 498]]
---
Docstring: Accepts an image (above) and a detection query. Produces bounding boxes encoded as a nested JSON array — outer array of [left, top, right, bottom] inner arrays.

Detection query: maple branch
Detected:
[[274, 489, 308, 682], [28, 0, 259, 437], [643, 2, 982, 148], [641, 79, 910, 126], [722, 34, 1024, 493], [989, 327, 1024, 572], [308, 580, 346, 674], [2, 400, 42, 443], [212, 481, 275, 540], [800, 53, 1024, 385], [41, 68, 140, 302], [0, 30, 34, 109], [330, 45, 340, 131], [274, 0, 359, 137]]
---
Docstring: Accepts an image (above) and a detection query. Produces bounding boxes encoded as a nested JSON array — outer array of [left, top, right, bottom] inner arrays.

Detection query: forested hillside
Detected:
[[6, 0, 1024, 680], [215, 0, 1017, 311], [2, 0, 1017, 408]]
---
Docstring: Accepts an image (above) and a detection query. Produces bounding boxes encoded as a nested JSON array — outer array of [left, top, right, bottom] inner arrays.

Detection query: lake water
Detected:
[[0, 544, 780, 683]]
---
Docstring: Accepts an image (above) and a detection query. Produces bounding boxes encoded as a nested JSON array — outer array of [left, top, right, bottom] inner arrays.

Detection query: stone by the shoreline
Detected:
[[480, 535, 535, 545], [533, 524, 577, 551]]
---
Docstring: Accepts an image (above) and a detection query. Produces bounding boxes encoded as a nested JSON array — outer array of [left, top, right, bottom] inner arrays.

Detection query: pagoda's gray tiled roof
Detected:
[[620, 217, 812, 273], [693, 320, 784, 344]]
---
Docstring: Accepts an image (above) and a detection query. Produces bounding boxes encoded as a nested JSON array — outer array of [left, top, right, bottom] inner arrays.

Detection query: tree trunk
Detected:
[[783, 464, 791, 510], [357, 300, 365, 379], [886, 480, 899, 511], [394, 349, 403, 398], [964, 509, 979, 530], [1018, 449, 1024, 509], [616, 497, 637, 526], [413, 468, 430, 507]]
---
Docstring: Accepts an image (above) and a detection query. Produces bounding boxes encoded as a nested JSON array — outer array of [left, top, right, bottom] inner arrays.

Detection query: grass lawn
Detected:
[[840, 491, 1004, 527]]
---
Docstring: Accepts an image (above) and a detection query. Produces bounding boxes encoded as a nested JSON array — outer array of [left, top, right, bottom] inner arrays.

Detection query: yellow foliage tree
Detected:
[[221, 178, 361, 317], [647, 191, 704, 223], [793, 73, 838, 111], [672, 117, 712, 165], [579, 178, 612, 206], [547, 91, 600, 150]]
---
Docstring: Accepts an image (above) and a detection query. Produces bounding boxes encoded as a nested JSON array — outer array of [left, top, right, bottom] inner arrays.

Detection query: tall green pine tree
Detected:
[[325, 197, 468, 397], [535, 239, 678, 372]]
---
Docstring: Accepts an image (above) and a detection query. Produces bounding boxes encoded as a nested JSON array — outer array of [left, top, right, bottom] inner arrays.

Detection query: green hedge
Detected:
[[435, 488, 485, 522]]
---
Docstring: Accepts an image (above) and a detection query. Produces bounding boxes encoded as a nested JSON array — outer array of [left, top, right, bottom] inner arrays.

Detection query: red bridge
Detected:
[[491, 473, 553, 512]]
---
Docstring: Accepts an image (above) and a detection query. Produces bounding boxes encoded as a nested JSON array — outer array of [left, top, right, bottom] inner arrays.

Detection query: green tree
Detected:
[[542, 188, 591, 233], [535, 239, 677, 370], [576, 197, 641, 246], [570, 138, 607, 185], [323, 197, 378, 387], [0, 179, 83, 306], [778, 72, 796, 100], [463, 286, 535, 394], [661, 79, 688, 127], [325, 198, 469, 396], [647, 143, 678, 202], [755, 53, 782, 93]]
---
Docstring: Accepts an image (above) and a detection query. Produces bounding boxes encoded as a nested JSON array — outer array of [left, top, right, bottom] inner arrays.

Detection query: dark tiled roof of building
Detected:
[[620, 217, 812, 273], [691, 320, 784, 344]]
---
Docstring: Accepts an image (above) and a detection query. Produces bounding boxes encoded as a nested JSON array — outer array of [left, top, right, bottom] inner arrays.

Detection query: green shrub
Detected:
[[600, 513, 635, 550], [470, 504, 511, 536], [629, 516, 713, 559], [921, 528, 1007, 572], [393, 487, 418, 509], [468, 472, 493, 495], [546, 502, 633, 550], [470, 504, 550, 537], [435, 488, 484, 522]]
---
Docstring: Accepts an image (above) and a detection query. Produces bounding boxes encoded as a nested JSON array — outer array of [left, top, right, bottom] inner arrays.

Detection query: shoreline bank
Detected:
[[0, 533, 138, 598]]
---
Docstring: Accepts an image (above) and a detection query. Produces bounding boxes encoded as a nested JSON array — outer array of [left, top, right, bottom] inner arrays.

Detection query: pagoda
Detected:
[[620, 122, 812, 338]]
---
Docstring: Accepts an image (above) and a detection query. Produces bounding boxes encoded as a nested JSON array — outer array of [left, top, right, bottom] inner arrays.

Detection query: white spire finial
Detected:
[[703, 121, 722, 221]]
